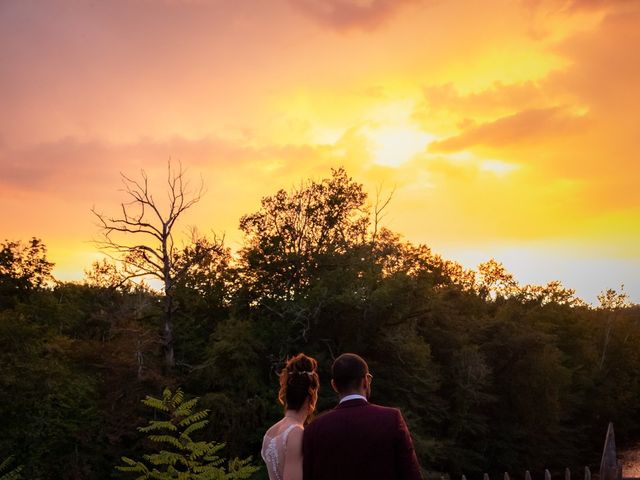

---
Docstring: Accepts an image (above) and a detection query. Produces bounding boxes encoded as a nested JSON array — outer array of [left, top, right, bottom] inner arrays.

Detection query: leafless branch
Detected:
[[91, 160, 206, 369], [372, 183, 395, 244]]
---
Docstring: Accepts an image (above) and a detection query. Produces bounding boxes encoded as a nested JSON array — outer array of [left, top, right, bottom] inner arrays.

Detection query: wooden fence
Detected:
[[438, 423, 636, 480]]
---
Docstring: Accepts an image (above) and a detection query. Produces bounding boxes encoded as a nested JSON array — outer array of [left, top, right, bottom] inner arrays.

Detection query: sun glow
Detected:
[[480, 159, 520, 176], [366, 125, 436, 167], [1, 0, 638, 303]]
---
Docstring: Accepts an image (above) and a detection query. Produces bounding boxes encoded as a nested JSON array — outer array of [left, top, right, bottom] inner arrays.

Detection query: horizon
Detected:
[[1, 0, 638, 305]]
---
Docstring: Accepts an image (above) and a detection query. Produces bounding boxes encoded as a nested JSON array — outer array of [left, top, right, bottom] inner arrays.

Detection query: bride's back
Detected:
[[261, 353, 319, 480], [261, 419, 303, 480]]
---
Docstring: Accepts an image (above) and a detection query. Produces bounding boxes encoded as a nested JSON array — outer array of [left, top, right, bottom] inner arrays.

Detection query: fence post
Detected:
[[525, 471, 532, 480], [600, 423, 621, 480], [584, 466, 591, 480], [545, 469, 552, 480]]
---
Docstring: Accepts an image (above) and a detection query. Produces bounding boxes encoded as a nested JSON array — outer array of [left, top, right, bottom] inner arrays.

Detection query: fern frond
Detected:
[[178, 410, 209, 427], [145, 450, 189, 468], [142, 396, 170, 412], [0, 456, 23, 480], [116, 387, 257, 479], [171, 389, 184, 407], [227, 456, 260, 479], [180, 420, 209, 440], [0, 457, 13, 472], [147, 434, 185, 449], [139, 420, 178, 433], [174, 397, 199, 416], [115, 456, 150, 478], [162, 388, 172, 402]]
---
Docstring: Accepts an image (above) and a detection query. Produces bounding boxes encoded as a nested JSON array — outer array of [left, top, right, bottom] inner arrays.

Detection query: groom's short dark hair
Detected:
[[332, 353, 368, 393]]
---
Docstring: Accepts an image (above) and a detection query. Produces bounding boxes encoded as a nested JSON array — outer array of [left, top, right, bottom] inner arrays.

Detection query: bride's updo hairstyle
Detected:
[[278, 353, 319, 412]]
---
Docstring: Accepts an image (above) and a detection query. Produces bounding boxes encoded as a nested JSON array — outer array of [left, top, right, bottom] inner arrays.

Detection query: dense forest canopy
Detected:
[[1, 168, 639, 479]]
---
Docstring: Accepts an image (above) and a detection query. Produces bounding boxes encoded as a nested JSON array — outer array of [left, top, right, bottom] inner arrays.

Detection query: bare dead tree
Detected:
[[371, 183, 395, 246], [91, 161, 205, 369]]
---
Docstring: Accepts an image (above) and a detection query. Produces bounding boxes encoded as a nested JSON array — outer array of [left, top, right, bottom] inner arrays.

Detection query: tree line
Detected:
[[0, 167, 639, 479]]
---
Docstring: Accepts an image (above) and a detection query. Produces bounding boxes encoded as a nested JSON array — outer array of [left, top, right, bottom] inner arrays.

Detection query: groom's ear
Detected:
[[331, 379, 339, 394]]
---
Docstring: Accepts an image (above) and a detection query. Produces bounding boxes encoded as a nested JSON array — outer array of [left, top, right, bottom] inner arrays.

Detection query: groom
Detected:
[[302, 353, 423, 480]]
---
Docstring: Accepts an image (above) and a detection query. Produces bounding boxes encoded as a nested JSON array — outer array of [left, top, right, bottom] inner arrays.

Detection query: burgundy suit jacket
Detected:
[[302, 399, 423, 480]]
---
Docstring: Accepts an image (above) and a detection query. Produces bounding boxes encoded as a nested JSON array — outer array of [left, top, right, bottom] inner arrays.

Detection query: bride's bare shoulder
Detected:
[[264, 419, 286, 439]]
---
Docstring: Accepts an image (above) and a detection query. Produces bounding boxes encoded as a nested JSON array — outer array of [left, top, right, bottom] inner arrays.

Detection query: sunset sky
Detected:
[[1, 0, 638, 304]]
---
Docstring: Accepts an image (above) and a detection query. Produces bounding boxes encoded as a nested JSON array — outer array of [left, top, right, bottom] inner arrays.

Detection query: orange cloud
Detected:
[[524, 0, 638, 13], [288, 0, 423, 31], [415, 81, 550, 123], [428, 107, 588, 152], [1, 0, 638, 302], [410, 4, 640, 215]]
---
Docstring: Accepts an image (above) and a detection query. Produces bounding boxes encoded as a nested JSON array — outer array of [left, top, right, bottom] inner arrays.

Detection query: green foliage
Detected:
[[3, 169, 640, 479], [0, 456, 23, 480], [172, 236, 233, 366], [0, 309, 102, 479], [238, 167, 370, 304], [0, 238, 53, 308], [117, 388, 258, 479]]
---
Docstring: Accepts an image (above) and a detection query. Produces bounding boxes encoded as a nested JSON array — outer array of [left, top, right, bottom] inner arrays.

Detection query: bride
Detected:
[[261, 353, 319, 480]]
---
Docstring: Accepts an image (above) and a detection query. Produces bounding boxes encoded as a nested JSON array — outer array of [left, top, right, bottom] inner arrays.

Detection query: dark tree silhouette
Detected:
[[0, 237, 53, 308]]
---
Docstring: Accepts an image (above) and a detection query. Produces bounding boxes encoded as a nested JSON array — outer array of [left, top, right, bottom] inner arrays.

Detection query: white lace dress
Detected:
[[261, 422, 303, 480]]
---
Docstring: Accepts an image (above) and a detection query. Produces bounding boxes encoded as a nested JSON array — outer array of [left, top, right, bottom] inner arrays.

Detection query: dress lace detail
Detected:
[[261, 423, 301, 480]]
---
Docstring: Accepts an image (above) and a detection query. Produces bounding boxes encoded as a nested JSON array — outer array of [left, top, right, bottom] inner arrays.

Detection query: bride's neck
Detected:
[[284, 408, 307, 425]]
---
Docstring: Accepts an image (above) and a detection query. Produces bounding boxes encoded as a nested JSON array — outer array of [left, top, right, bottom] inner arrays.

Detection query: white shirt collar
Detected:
[[339, 394, 368, 404]]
